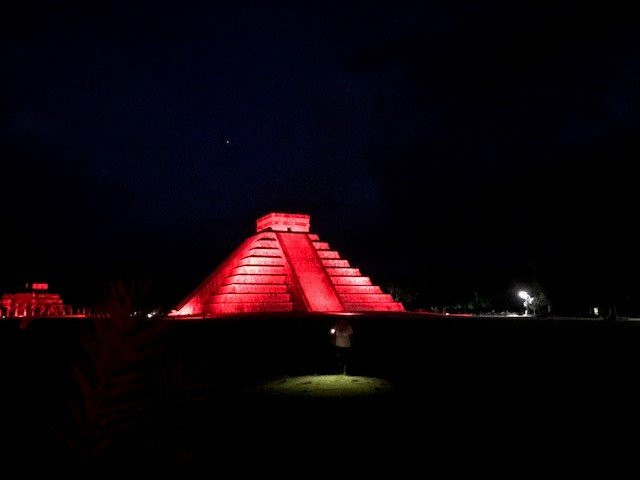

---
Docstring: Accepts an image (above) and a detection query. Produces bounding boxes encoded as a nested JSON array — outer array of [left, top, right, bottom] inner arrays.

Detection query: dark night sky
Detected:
[[2, 2, 639, 311]]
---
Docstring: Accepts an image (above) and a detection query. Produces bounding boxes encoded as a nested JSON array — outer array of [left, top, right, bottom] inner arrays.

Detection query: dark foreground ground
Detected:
[[2, 313, 639, 464]]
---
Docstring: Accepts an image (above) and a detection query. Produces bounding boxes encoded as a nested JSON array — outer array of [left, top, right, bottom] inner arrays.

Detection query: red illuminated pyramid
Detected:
[[169, 213, 404, 317]]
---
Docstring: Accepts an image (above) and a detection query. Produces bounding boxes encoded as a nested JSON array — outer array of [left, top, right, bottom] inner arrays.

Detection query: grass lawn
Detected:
[[249, 375, 394, 398]]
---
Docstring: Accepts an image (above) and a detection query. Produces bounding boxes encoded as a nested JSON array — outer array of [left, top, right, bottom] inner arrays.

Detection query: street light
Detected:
[[518, 290, 535, 315]]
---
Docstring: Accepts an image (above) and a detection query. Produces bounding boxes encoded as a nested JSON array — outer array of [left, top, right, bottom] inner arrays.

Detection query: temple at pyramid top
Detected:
[[169, 212, 404, 317], [256, 212, 310, 233]]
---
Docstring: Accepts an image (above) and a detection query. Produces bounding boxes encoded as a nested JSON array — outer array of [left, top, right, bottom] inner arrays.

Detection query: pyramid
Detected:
[[169, 212, 404, 317]]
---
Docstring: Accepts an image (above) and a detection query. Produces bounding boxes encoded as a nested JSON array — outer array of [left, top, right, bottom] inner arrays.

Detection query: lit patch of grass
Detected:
[[250, 375, 394, 398]]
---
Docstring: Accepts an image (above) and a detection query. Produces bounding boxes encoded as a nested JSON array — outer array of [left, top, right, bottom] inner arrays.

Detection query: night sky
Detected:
[[2, 2, 639, 312]]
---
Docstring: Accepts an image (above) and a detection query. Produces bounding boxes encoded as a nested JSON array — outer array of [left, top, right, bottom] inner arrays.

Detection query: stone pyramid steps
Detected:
[[310, 237, 404, 312]]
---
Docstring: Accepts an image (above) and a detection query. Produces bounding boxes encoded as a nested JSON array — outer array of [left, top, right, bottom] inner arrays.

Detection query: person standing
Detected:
[[331, 318, 353, 375]]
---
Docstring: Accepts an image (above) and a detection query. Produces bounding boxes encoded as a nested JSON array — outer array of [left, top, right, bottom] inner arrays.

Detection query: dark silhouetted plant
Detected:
[[55, 280, 166, 460]]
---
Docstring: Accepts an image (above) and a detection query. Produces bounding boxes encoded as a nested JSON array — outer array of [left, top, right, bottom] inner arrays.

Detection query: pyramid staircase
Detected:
[[170, 213, 404, 317]]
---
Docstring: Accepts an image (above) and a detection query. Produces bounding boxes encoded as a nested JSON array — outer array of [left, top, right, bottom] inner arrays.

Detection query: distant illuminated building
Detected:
[[169, 212, 404, 317], [0, 283, 87, 318]]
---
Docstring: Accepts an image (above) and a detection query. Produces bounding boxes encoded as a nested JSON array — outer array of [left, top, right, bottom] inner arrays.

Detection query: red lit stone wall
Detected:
[[0, 283, 88, 318], [1, 291, 71, 317]]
